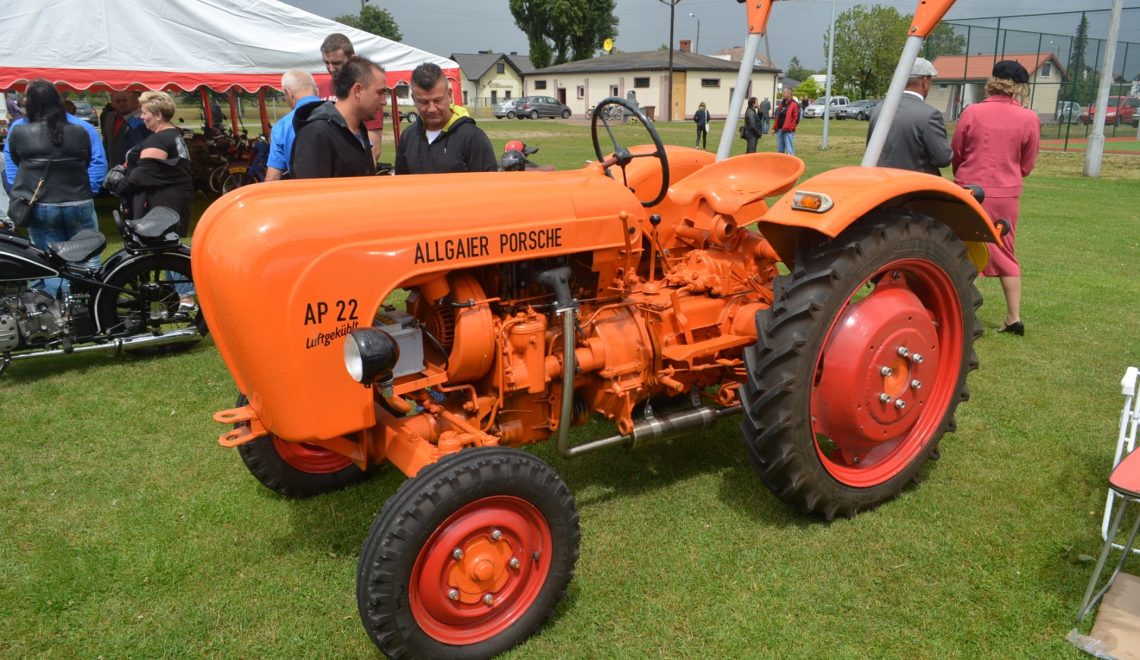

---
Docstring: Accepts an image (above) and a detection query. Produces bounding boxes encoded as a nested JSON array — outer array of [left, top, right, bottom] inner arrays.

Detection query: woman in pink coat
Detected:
[[951, 60, 1040, 336]]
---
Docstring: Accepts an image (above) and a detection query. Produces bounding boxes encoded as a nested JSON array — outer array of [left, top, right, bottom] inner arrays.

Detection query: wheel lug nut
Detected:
[[897, 346, 909, 358], [910, 380, 922, 390], [895, 399, 906, 409], [483, 594, 495, 606], [879, 393, 891, 403], [509, 557, 521, 569], [911, 353, 924, 364], [491, 529, 502, 541], [448, 589, 460, 601], [452, 548, 463, 560], [880, 366, 893, 376]]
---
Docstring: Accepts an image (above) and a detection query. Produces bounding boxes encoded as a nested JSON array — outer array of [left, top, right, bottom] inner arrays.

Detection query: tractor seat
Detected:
[[49, 229, 106, 263], [129, 206, 181, 239], [667, 152, 805, 216]]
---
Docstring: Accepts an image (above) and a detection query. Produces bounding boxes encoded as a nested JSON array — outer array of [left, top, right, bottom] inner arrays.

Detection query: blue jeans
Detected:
[[776, 130, 796, 156], [27, 201, 100, 298]]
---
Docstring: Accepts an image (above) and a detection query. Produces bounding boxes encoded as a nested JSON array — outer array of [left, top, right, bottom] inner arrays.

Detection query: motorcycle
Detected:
[[499, 139, 556, 172], [0, 206, 207, 375]]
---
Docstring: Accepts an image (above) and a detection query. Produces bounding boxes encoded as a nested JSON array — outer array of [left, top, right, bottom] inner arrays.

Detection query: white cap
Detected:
[[910, 57, 938, 77]]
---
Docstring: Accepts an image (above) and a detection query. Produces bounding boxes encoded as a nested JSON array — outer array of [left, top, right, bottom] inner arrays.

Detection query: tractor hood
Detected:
[[193, 167, 645, 442]]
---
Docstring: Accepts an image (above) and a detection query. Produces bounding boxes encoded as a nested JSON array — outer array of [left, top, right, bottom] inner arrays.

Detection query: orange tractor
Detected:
[[195, 0, 990, 656]]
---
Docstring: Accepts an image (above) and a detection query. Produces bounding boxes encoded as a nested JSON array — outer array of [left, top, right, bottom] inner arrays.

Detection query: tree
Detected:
[[334, 6, 402, 42], [785, 56, 814, 83], [1066, 14, 1099, 105], [924, 23, 966, 60], [796, 77, 822, 101], [509, 0, 618, 69], [825, 6, 909, 98]]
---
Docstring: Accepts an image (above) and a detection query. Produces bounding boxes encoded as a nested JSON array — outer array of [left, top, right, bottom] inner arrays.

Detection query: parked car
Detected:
[[493, 98, 521, 119], [70, 100, 98, 126], [837, 99, 880, 120], [514, 95, 572, 119], [802, 102, 826, 118], [389, 84, 418, 123], [1055, 100, 1081, 124], [1082, 96, 1139, 127]]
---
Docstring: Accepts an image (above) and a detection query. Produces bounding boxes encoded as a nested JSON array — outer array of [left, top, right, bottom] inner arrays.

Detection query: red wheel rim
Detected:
[[410, 496, 552, 645], [271, 437, 354, 474], [810, 259, 964, 487]]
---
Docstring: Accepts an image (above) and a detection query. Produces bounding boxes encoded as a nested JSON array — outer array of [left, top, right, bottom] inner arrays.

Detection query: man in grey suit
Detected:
[[867, 57, 952, 175]]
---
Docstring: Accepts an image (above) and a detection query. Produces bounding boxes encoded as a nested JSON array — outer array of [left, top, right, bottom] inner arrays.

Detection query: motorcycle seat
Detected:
[[129, 206, 180, 239], [49, 229, 106, 263]]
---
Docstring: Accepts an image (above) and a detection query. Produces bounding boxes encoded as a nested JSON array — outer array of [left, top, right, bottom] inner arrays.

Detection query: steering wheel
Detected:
[[590, 97, 670, 207]]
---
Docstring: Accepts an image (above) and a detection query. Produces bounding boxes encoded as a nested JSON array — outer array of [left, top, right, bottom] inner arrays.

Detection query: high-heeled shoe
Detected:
[[996, 320, 1024, 336]]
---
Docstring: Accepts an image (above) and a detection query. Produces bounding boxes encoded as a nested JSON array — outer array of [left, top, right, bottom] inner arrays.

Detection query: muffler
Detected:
[[8, 326, 202, 362]]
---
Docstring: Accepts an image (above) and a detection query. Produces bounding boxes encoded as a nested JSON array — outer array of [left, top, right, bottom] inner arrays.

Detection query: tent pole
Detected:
[[257, 90, 269, 135], [390, 91, 401, 148], [228, 89, 239, 135], [200, 88, 213, 128]]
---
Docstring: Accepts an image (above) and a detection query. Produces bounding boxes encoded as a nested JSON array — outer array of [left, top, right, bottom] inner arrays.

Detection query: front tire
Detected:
[[740, 212, 981, 520], [506, 111, 516, 119], [560, 109, 571, 119], [233, 394, 375, 498], [357, 447, 580, 659], [93, 252, 207, 353]]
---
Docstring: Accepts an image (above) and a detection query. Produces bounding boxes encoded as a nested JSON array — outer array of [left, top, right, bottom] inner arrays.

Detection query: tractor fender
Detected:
[[755, 165, 1000, 269]]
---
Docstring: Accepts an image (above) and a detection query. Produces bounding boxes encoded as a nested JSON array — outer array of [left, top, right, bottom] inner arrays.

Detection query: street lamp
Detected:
[[689, 12, 701, 55], [659, 0, 680, 121]]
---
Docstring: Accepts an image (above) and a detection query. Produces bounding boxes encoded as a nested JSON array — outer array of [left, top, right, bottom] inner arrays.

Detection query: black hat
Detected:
[[992, 60, 1029, 84]]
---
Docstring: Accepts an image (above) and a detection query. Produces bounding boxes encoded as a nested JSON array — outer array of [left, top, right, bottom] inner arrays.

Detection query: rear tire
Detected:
[[506, 111, 516, 119], [234, 394, 375, 498], [357, 447, 579, 659], [740, 212, 981, 520], [93, 252, 206, 353], [529, 110, 539, 120]]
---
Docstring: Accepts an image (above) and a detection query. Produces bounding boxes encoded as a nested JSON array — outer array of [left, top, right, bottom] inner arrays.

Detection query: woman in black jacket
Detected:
[[6, 79, 104, 295], [120, 90, 193, 236]]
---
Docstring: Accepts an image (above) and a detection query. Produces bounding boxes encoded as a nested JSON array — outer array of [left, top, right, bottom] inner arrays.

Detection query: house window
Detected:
[[610, 85, 619, 96], [497, 62, 506, 74], [701, 78, 720, 88], [535, 80, 547, 90], [1041, 62, 1051, 77], [577, 85, 585, 99], [634, 77, 650, 88]]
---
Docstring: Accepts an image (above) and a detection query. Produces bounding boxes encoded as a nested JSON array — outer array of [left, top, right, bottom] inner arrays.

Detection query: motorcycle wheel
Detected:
[[740, 212, 980, 520], [221, 167, 250, 194], [357, 447, 579, 659], [233, 394, 376, 498], [94, 252, 207, 354]]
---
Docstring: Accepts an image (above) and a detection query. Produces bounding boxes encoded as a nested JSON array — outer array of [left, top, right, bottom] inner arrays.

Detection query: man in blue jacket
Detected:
[[266, 70, 320, 181]]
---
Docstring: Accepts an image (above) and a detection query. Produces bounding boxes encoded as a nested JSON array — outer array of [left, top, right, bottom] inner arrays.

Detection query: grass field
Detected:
[[2, 117, 1139, 657]]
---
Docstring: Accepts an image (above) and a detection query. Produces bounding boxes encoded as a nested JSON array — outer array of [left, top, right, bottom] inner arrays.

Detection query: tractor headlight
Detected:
[[344, 328, 400, 386]]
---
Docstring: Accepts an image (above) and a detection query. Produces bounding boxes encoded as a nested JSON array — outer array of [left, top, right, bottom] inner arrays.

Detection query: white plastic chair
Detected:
[[1101, 366, 1140, 554]]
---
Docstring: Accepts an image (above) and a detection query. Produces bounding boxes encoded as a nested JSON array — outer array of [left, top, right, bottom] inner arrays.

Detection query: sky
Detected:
[[280, 0, 1140, 74]]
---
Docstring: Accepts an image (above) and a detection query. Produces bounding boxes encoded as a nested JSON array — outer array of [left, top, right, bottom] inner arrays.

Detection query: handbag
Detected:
[[8, 148, 57, 229]]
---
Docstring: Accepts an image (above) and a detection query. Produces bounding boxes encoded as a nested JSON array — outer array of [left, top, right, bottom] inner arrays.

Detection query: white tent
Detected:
[[0, 0, 459, 93]]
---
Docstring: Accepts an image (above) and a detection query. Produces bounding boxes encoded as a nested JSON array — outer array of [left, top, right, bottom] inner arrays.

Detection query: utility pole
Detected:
[[660, 0, 680, 121], [1085, 0, 1124, 177], [821, 0, 837, 149]]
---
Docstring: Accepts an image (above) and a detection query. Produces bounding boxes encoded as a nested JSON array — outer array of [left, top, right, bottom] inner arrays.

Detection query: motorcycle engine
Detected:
[[0, 286, 64, 349]]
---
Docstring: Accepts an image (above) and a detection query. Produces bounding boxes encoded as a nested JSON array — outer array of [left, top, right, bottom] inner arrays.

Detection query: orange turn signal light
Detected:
[[791, 191, 834, 213]]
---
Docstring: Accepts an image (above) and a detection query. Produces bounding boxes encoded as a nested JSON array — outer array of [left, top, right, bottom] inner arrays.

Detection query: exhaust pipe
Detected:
[[8, 326, 202, 362], [558, 402, 740, 459]]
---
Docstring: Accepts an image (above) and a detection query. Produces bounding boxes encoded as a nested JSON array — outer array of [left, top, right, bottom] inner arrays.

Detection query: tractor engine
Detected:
[[391, 220, 781, 452]]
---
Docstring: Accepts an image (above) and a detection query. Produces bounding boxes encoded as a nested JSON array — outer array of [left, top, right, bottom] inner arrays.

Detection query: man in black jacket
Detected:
[[395, 63, 497, 175], [291, 56, 387, 179]]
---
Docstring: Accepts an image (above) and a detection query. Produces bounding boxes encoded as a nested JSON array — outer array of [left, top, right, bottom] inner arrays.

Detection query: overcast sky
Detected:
[[280, 0, 1140, 73]]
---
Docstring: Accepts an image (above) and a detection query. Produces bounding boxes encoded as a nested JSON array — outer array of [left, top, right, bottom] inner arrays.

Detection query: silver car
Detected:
[[493, 99, 521, 119]]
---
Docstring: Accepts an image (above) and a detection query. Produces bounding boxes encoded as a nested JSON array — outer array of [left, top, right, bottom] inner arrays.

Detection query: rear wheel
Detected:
[[357, 447, 579, 659], [220, 166, 250, 194], [740, 212, 980, 520], [529, 110, 539, 120], [94, 252, 206, 353], [234, 394, 375, 498], [506, 111, 516, 119]]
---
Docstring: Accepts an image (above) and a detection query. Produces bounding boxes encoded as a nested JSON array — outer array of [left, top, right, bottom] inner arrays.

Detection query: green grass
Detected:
[[3, 117, 1139, 657]]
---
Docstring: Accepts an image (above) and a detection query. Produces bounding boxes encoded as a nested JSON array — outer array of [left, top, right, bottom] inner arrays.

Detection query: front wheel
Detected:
[[560, 109, 571, 119], [357, 447, 580, 659], [506, 111, 516, 119], [740, 212, 981, 520], [93, 252, 207, 353], [233, 394, 375, 498]]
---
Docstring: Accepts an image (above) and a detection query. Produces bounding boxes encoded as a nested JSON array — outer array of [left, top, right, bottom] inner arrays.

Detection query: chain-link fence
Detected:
[[924, 8, 1140, 151]]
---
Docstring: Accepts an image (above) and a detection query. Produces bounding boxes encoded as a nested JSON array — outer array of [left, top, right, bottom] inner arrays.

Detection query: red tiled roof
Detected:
[[930, 53, 1067, 81]]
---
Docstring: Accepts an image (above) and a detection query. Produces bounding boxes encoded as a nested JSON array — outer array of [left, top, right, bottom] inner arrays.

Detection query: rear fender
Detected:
[[755, 166, 1000, 270]]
